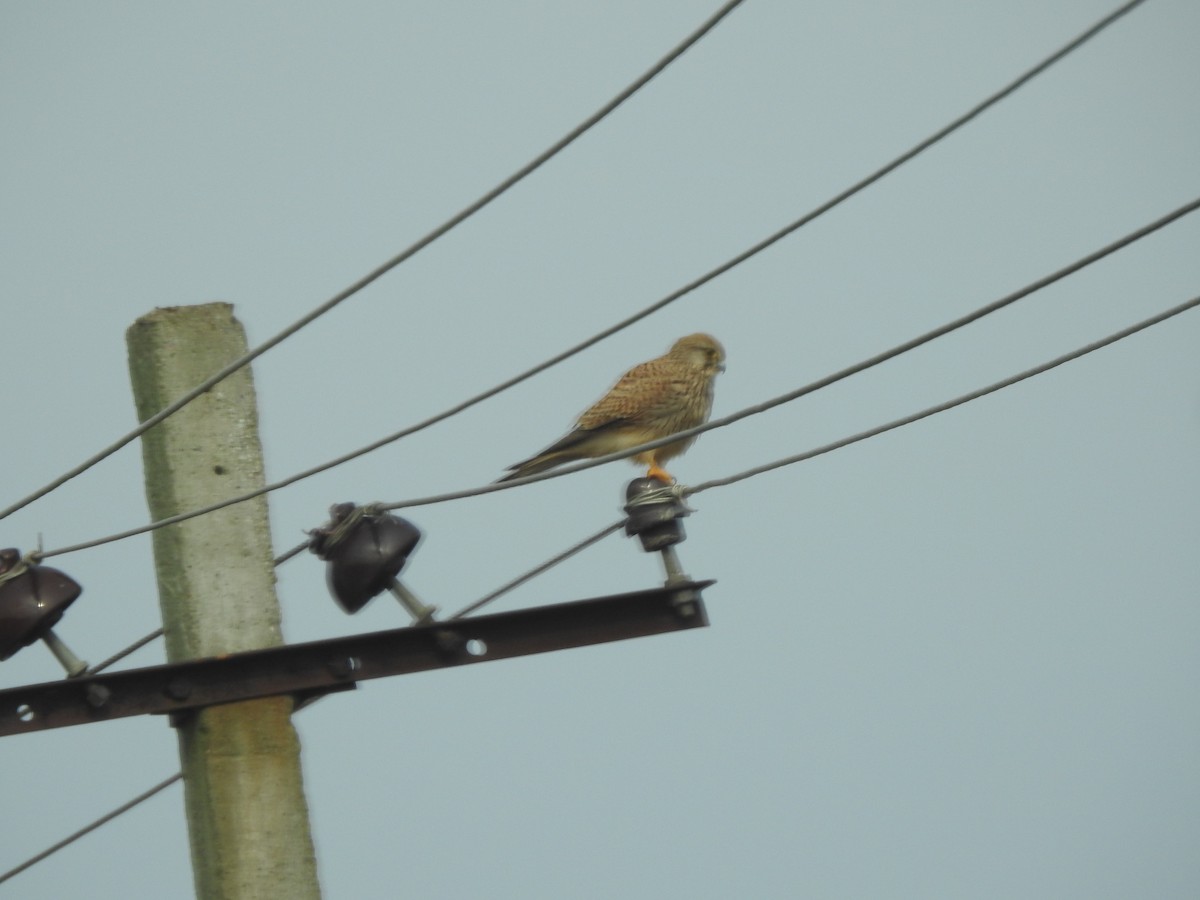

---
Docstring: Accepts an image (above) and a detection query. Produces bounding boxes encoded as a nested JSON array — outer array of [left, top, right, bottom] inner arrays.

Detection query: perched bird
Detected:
[[498, 333, 725, 483]]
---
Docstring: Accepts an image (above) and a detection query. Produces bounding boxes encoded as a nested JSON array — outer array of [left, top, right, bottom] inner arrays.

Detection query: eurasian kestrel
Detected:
[[498, 333, 725, 483]]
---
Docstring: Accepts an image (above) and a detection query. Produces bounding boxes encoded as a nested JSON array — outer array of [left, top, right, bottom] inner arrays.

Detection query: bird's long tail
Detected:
[[495, 451, 580, 483]]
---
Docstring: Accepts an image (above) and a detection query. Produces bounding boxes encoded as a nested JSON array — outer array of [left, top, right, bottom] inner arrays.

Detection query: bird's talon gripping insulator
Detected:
[[624, 478, 692, 586]]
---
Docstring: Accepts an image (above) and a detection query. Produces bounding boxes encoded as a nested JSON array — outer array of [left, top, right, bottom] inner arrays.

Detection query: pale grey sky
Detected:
[[2, 1, 1198, 898]]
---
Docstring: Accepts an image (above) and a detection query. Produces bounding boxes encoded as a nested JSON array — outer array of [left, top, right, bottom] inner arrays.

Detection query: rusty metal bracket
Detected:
[[0, 581, 712, 737]]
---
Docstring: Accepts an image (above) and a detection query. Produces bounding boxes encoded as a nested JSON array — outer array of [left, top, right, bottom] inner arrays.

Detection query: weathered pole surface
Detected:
[[127, 303, 321, 900]]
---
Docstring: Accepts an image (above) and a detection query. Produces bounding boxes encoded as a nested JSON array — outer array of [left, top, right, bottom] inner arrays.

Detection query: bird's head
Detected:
[[671, 333, 726, 376]]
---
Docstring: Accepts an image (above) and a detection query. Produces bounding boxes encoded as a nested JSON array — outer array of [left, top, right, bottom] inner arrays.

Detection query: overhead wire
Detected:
[[273, 542, 310, 566], [22, 302, 1189, 900], [13, 292, 1194, 888], [18, 0, 1149, 560], [0, 0, 1165, 885], [2, 516, 628, 884], [687, 294, 1200, 495], [32, 0, 1154, 561], [0, 773, 183, 886], [86, 628, 165, 676], [450, 519, 626, 619], [0, 0, 748, 525], [41, 190, 1198, 557], [337, 195, 1195, 510], [45, 516, 624, 693], [23, 527, 328, 685]]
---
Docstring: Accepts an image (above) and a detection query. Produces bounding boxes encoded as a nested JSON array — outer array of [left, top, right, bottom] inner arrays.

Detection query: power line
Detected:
[[39, 191, 1198, 556], [339, 195, 1192, 509], [81, 518, 621, 676], [450, 520, 625, 619], [0, 773, 183, 886], [69, 525, 314, 674], [0, 518, 627, 884], [0, 0, 747, 525], [687, 294, 1200, 495], [89, 520, 622, 674], [2, 1, 1164, 885], [273, 541, 309, 567], [11, 293, 1193, 888], [22, 0, 1148, 559], [86, 628, 165, 676], [14, 292, 1192, 890]]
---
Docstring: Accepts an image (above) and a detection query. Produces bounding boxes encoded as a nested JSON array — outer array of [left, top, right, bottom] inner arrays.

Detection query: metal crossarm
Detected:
[[0, 582, 711, 737]]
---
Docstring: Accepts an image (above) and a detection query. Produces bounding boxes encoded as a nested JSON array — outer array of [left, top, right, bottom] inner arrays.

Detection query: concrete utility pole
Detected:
[[127, 303, 321, 900]]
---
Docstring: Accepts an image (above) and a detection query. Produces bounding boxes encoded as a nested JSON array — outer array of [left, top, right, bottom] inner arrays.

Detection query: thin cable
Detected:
[[24, 0, 1147, 557], [73, 506, 556, 680], [81, 521, 623, 679], [1, 515, 627, 893], [43, 526, 306, 686], [40, 190, 1198, 554], [68, 535, 303, 676], [1, 520, 626, 884], [0, 0, 747, 525], [450, 520, 626, 619], [687, 294, 1200, 494], [86, 628, 165, 676], [343, 195, 1192, 508], [273, 541, 309, 567], [0, 773, 183, 886], [9, 295, 1192, 889]]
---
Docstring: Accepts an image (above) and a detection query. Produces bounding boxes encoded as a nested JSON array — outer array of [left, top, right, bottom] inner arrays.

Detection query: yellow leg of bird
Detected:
[[645, 463, 675, 483]]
